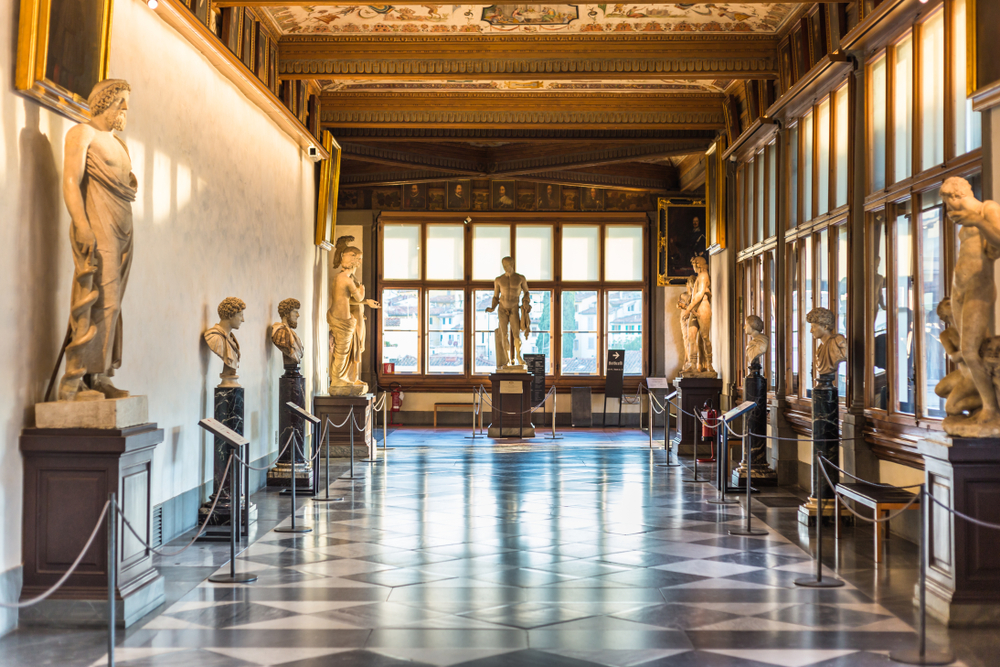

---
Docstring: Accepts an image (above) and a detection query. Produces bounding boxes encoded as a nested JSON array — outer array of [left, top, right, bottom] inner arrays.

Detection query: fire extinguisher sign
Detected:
[[383, 362, 395, 374]]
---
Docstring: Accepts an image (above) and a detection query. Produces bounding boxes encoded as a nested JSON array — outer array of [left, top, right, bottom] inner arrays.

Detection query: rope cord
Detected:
[[0, 501, 111, 609], [817, 455, 925, 490], [817, 458, 922, 524], [231, 431, 298, 471], [477, 385, 556, 415], [925, 491, 1000, 531]]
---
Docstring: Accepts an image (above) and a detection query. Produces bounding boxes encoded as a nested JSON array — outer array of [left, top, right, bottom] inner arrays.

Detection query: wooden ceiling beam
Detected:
[[326, 128, 717, 143], [342, 142, 485, 175], [223, 1, 831, 5], [488, 140, 710, 176], [281, 34, 777, 81]]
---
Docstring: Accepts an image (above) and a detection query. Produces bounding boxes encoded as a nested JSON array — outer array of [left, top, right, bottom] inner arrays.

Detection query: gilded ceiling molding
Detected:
[[328, 128, 717, 142]]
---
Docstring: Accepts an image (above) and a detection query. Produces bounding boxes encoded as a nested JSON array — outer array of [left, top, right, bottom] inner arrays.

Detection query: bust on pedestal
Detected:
[[21, 80, 163, 627], [486, 256, 535, 437], [733, 315, 777, 486], [797, 307, 847, 526], [267, 298, 312, 489]]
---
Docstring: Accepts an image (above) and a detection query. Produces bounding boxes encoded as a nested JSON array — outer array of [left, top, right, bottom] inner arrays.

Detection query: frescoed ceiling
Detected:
[[317, 78, 730, 93], [267, 3, 798, 36]]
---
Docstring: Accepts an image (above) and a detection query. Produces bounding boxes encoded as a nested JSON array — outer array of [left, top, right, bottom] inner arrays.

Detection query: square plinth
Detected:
[[35, 396, 148, 429]]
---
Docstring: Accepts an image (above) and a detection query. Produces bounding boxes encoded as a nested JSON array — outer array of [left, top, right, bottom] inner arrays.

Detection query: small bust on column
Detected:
[[271, 298, 304, 366], [204, 297, 246, 388], [744, 315, 768, 373], [806, 307, 847, 381]]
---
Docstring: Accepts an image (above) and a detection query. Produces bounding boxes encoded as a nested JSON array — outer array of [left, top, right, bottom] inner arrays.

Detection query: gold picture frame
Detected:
[[657, 198, 707, 286], [705, 139, 726, 255], [315, 131, 342, 247], [16, 0, 114, 122]]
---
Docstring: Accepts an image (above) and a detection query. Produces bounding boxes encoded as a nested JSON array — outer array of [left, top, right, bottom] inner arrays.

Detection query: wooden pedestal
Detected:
[[488, 373, 535, 438], [671, 376, 722, 455], [313, 394, 374, 458], [19, 424, 164, 627]]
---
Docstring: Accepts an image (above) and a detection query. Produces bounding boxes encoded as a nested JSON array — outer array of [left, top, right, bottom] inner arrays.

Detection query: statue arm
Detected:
[[520, 276, 530, 307], [63, 125, 96, 247], [486, 279, 500, 312]]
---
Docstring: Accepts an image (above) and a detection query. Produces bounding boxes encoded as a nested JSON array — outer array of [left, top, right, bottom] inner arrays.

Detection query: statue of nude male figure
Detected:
[[486, 256, 531, 370]]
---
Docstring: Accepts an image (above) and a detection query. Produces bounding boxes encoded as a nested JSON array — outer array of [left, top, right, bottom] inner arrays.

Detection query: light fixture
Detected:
[[463, 216, 472, 225], [147, 0, 158, 8]]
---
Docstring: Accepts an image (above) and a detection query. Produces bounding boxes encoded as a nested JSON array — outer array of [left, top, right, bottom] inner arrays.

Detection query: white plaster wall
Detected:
[[661, 285, 686, 381], [0, 0, 320, 577]]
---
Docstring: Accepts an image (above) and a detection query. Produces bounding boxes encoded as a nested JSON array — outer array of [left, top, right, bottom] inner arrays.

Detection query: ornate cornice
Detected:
[[328, 127, 717, 142], [280, 33, 777, 80], [340, 170, 456, 187]]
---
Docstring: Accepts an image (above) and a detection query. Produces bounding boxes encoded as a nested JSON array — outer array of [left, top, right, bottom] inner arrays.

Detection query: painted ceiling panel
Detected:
[[319, 78, 730, 92]]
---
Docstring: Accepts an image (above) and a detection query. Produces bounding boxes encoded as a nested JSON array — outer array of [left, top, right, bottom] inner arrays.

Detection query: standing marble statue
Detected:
[[486, 256, 531, 371], [937, 177, 1000, 436], [329, 237, 379, 395], [799, 306, 847, 525], [57, 79, 136, 402], [734, 315, 775, 485], [269, 298, 307, 485], [680, 256, 715, 377]]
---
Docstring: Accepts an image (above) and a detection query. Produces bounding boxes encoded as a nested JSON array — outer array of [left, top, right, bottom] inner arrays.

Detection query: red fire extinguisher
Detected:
[[697, 400, 718, 463], [390, 383, 403, 426]]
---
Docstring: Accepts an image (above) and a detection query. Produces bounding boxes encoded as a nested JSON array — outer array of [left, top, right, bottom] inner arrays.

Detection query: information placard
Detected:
[[646, 377, 670, 390], [523, 354, 547, 406], [606, 349, 625, 399]]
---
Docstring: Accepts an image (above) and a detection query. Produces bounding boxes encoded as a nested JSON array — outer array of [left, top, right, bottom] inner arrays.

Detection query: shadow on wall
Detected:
[[16, 104, 62, 416], [311, 248, 326, 395]]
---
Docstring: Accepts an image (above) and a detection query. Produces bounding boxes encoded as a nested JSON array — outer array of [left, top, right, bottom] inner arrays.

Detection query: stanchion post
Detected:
[[242, 441, 250, 539], [730, 426, 767, 536], [708, 421, 738, 505], [383, 393, 388, 447], [274, 433, 311, 534], [794, 454, 843, 588], [350, 413, 355, 478], [107, 493, 116, 667]]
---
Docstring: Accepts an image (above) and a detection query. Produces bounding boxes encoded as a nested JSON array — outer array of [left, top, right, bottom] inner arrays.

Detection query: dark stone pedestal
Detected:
[[313, 394, 374, 458], [798, 373, 841, 526], [268, 363, 312, 489], [19, 424, 165, 627], [671, 376, 722, 456], [920, 435, 1000, 626], [488, 373, 535, 438], [732, 362, 777, 486], [202, 387, 256, 527]]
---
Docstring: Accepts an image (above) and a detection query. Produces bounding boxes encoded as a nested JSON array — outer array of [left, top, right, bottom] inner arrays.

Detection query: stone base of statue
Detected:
[[797, 373, 846, 526], [35, 395, 148, 430], [488, 372, 535, 438], [496, 364, 527, 374], [267, 363, 313, 490], [732, 363, 777, 486], [919, 435, 1000, 626], [201, 387, 257, 528], [313, 394, 374, 458], [671, 376, 721, 456], [329, 381, 369, 397], [18, 423, 165, 628]]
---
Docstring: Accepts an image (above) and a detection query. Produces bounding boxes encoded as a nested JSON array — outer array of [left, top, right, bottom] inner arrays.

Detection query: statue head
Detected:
[[341, 245, 363, 270], [501, 256, 514, 273], [278, 298, 301, 329], [691, 256, 707, 274], [88, 79, 131, 131], [941, 176, 975, 208], [745, 314, 764, 335], [332, 235, 356, 269], [806, 307, 835, 338], [218, 297, 246, 329]]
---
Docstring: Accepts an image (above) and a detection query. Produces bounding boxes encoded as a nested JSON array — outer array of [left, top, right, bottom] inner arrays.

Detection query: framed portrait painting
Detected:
[[581, 187, 604, 211], [241, 14, 255, 71], [536, 183, 561, 210], [315, 131, 341, 246], [705, 140, 726, 254], [492, 180, 516, 210], [403, 183, 427, 210], [15, 0, 114, 122], [447, 181, 471, 210], [656, 198, 707, 285]]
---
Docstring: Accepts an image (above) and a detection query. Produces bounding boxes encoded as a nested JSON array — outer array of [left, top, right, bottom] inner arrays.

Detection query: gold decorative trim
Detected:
[[315, 132, 341, 246]]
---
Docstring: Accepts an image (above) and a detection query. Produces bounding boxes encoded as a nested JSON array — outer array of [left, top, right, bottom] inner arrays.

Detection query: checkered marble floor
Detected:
[[105, 429, 958, 667]]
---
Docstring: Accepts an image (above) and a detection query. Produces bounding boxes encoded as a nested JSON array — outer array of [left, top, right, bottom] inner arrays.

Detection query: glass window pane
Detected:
[[562, 226, 599, 281], [871, 55, 888, 191], [515, 225, 552, 281], [605, 226, 643, 281], [837, 226, 848, 399], [803, 112, 814, 221], [893, 35, 914, 184], [427, 289, 464, 374], [768, 250, 777, 388], [767, 143, 776, 238], [817, 98, 830, 215], [835, 85, 849, 207], [921, 191, 946, 418], [920, 10, 945, 170], [790, 245, 799, 395], [789, 124, 799, 227], [872, 212, 889, 409], [895, 203, 915, 413], [953, 0, 982, 154], [426, 225, 464, 281], [383, 224, 421, 280], [521, 291, 552, 373], [819, 229, 829, 309], [382, 289, 419, 373], [474, 289, 498, 374], [473, 225, 510, 281], [561, 290, 598, 375], [804, 239, 814, 397], [607, 291, 643, 375], [755, 155, 764, 242]]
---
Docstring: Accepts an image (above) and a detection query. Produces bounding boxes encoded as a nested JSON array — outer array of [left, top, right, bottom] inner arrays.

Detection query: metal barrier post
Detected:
[[274, 434, 310, 535], [210, 448, 260, 581], [242, 441, 250, 539], [795, 453, 843, 588], [708, 425, 738, 505], [107, 493, 116, 667], [546, 387, 562, 439], [465, 388, 479, 440], [729, 426, 766, 536], [890, 485, 954, 666], [658, 392, 682, 469], [691, 408, 708, 483], [313, 419, 344, 504]]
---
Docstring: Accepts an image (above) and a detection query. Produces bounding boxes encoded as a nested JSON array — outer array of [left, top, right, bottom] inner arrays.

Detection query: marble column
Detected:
[[797, 372, 839, 526], [732, 360, 776, 485], [203, 386, 243, 525], [267, 362, 312, 487]]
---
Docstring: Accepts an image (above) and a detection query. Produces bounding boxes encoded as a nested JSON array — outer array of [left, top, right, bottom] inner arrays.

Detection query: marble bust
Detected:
[[744, 314, 768, 369], [57, 79, 137, 402], [806, 307, 846, 378], [485, 256, 531, 371], [271, 298, 304, 365], [205, 297, 245, 388], [939, 176, 1000, 436]]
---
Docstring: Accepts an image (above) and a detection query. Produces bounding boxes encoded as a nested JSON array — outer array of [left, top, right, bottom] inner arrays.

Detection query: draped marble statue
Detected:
[[57, 79, 137, 402], [271, 298, 304, 364], [204, 298, 245, 388], [679, 256, 716, 377], [937, 177, 1000, 437], [329, 237, 379, 395], [485, 256, 531, 371]]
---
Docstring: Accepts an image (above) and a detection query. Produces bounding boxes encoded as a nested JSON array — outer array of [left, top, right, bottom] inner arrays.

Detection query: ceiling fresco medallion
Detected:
[[267, 3, 798, 35]]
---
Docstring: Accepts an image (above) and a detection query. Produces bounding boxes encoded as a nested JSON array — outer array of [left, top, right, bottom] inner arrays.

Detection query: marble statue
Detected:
[[271, 298, 304, 364], [677, 283, 696, 373], [204, 297, 245, 388], [940, 177, 1000, 436], [935, 297, 982, 416], [486, 256, 531, 371], [745, 314, 768, 368], [807, 307, 847, 377], [680, 256, 715, 377], [329, 237, 379, 395], [57, 79, 137, 402]]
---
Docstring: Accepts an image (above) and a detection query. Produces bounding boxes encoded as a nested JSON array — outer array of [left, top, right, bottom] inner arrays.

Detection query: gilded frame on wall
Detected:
[[315, 131, 342, 247], [15, 0, 114, 122], [705, 140, 726, 255], [656, 198, 707, 286]]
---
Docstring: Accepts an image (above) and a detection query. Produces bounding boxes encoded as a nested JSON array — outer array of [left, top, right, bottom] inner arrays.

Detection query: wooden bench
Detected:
[[434, 403, 484, 430], [834, 482, 921, 563]]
